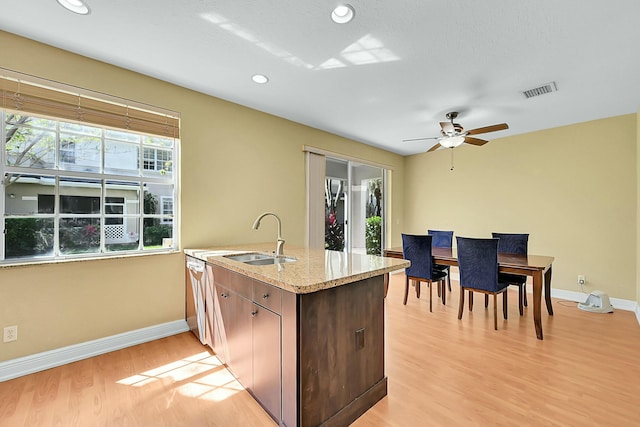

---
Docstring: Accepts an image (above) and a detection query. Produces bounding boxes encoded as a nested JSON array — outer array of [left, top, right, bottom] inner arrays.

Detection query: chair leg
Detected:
[[518, 285, 524, 316], [493, 294, 498, 330], [416, 279, 421, 298], [403, 276, 409, 305], [429, 280, 433, 312], [437, 281, 441, 298], [503, 291, 508, 319], [469, 291, 474, 311], [458, 287, 465, 319], [447, 273, 452, 292], [441, 280, 446, 305], [523, 284, 528, 307], [484, 294, 489, 308]]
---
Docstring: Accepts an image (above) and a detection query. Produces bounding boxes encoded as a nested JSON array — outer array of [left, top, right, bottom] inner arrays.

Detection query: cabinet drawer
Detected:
[[211, 265, 252, 299], [253, 280, 282, 314]]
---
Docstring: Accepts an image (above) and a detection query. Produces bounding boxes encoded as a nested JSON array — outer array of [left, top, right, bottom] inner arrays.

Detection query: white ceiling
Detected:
[[1, 0, 639, 155]]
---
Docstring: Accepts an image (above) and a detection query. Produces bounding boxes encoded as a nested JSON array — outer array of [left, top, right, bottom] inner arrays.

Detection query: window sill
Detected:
[[0, 249, 181, 269]]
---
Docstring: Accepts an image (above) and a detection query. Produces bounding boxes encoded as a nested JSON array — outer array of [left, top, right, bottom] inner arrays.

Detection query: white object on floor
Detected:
[[577, 290, 614, 313]]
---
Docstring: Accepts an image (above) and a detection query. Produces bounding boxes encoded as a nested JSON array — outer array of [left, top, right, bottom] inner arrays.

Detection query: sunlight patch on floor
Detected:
[[116, 350, 243, 401]]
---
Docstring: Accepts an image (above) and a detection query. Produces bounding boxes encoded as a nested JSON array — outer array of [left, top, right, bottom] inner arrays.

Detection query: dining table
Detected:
[[383, 246, 555, 340]]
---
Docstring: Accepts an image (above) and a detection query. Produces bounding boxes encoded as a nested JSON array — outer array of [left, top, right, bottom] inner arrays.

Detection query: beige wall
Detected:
[[404, 114, 638, 300], [637, 108, 640, 308], [0, 31, 405, 361]]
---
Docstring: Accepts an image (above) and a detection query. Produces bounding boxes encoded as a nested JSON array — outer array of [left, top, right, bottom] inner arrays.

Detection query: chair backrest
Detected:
[[456, 237, 500, 292], [427, 229, 454, 248], [401, 234, 436, 279], [491, 232, 529, 255]]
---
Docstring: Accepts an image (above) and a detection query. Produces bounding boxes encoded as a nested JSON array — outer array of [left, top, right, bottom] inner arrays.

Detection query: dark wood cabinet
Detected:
[[294, 276, 386, 427], [208, 265, 282, 423], [190, 262, 386, 427], [203, 265, 214, 349], [251, 304, 281, 421], [205, 264, 225, 363], [210, 279, 252, 372], [227, 288, 253, 388]]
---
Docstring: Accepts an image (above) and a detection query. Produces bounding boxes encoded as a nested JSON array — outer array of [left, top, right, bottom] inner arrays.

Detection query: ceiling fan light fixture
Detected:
[[56, 0, 90, 15], [439, 135, 465, 148], [331, 4, 355, 24]]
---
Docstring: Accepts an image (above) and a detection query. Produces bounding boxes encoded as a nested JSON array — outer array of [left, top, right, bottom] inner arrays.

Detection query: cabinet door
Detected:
[[226, 292, 253, 389], [212, 283, 231, 364], [252, 305, 282, 422], [203, 264, 214, 348]]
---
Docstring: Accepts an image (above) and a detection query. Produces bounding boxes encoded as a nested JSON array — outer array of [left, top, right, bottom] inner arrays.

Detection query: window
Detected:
[[60, 141, 76, 164], [160, 196, 173, 224], [2, 111, 178, 263], [1, 71, 179, 263], [143, 147, 172, 174]]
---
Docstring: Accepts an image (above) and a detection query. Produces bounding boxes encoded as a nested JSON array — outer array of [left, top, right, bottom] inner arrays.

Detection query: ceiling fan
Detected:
[[403, 112, 509, 152]]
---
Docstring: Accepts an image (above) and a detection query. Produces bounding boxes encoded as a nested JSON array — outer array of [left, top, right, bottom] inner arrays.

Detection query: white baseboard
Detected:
[[395, 269, 640, 325], [551, 288, 638, 312], [0, 320, 189, 382], [551, 288, 640, 326]]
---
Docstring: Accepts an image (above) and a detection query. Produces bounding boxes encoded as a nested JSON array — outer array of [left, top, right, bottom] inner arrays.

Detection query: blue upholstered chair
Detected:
[[492, 232, 529, 316], [428, 229, 454, 292], [456, 237, 509, 330], [401, 234, 448, 312]]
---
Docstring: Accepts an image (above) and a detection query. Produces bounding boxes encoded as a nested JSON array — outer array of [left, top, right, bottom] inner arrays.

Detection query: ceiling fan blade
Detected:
[[427, 143, 441, 152], [402, 136, 440, 142], [466, 123, 508, 135], [464, 136, 489, 146], [440, 121, 454, 134]]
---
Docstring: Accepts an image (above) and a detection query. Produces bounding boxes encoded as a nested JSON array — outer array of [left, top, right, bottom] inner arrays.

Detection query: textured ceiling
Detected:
[[1, 0, 639, 155]]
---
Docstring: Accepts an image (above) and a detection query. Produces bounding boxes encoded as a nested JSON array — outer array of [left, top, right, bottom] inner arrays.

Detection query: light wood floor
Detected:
[[1, 273, 639, 426]]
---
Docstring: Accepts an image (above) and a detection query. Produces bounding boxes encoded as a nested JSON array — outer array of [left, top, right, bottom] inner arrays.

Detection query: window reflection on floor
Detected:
[[116, 351, 243, 402]]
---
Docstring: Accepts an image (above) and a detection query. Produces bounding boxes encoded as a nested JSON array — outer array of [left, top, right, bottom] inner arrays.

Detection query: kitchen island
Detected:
[[185, 244, 409, 427]]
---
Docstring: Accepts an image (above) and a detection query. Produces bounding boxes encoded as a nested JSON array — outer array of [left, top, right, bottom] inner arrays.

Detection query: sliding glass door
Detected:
[[325, 158, 385, 255]]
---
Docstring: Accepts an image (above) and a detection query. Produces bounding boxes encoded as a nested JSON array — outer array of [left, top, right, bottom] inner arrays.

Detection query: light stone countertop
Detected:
[[185, 243, 410, 294]]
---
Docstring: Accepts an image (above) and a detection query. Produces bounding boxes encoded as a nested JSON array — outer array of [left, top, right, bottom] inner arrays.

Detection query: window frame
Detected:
[[1, 110, 179, 265]]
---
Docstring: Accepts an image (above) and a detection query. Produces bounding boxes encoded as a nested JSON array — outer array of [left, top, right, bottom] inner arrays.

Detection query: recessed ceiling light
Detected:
[[57, 0, 90, 15], [252, 74, 269, 84], [331, 4, 355, 24]]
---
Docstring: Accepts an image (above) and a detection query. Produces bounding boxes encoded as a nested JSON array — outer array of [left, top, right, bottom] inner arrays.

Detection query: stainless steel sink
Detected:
[[224, 252, 296, 266], [224, 253, 273, 262]]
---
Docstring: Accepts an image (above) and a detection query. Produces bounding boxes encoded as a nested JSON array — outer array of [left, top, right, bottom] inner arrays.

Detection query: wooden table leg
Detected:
[[544, 265, 554, 315], [532, 270, 544, 340]]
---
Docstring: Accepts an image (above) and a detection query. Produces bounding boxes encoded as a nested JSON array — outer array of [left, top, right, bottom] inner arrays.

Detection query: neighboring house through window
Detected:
[[143, 147, 172, 174], [60, 141, 76, 164], [161, 196, 173, 224]]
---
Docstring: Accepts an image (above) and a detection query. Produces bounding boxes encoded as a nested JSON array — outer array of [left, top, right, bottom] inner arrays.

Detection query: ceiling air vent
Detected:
[[522, 82, 558, 99]]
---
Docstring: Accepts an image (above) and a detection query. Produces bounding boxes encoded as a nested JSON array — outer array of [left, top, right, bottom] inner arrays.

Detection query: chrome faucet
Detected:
[[252, 212, 285, 256]]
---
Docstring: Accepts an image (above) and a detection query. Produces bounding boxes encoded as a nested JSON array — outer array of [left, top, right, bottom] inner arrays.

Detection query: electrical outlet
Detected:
[[3, 325, 18, 342], [578, 275, 586, 286]]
